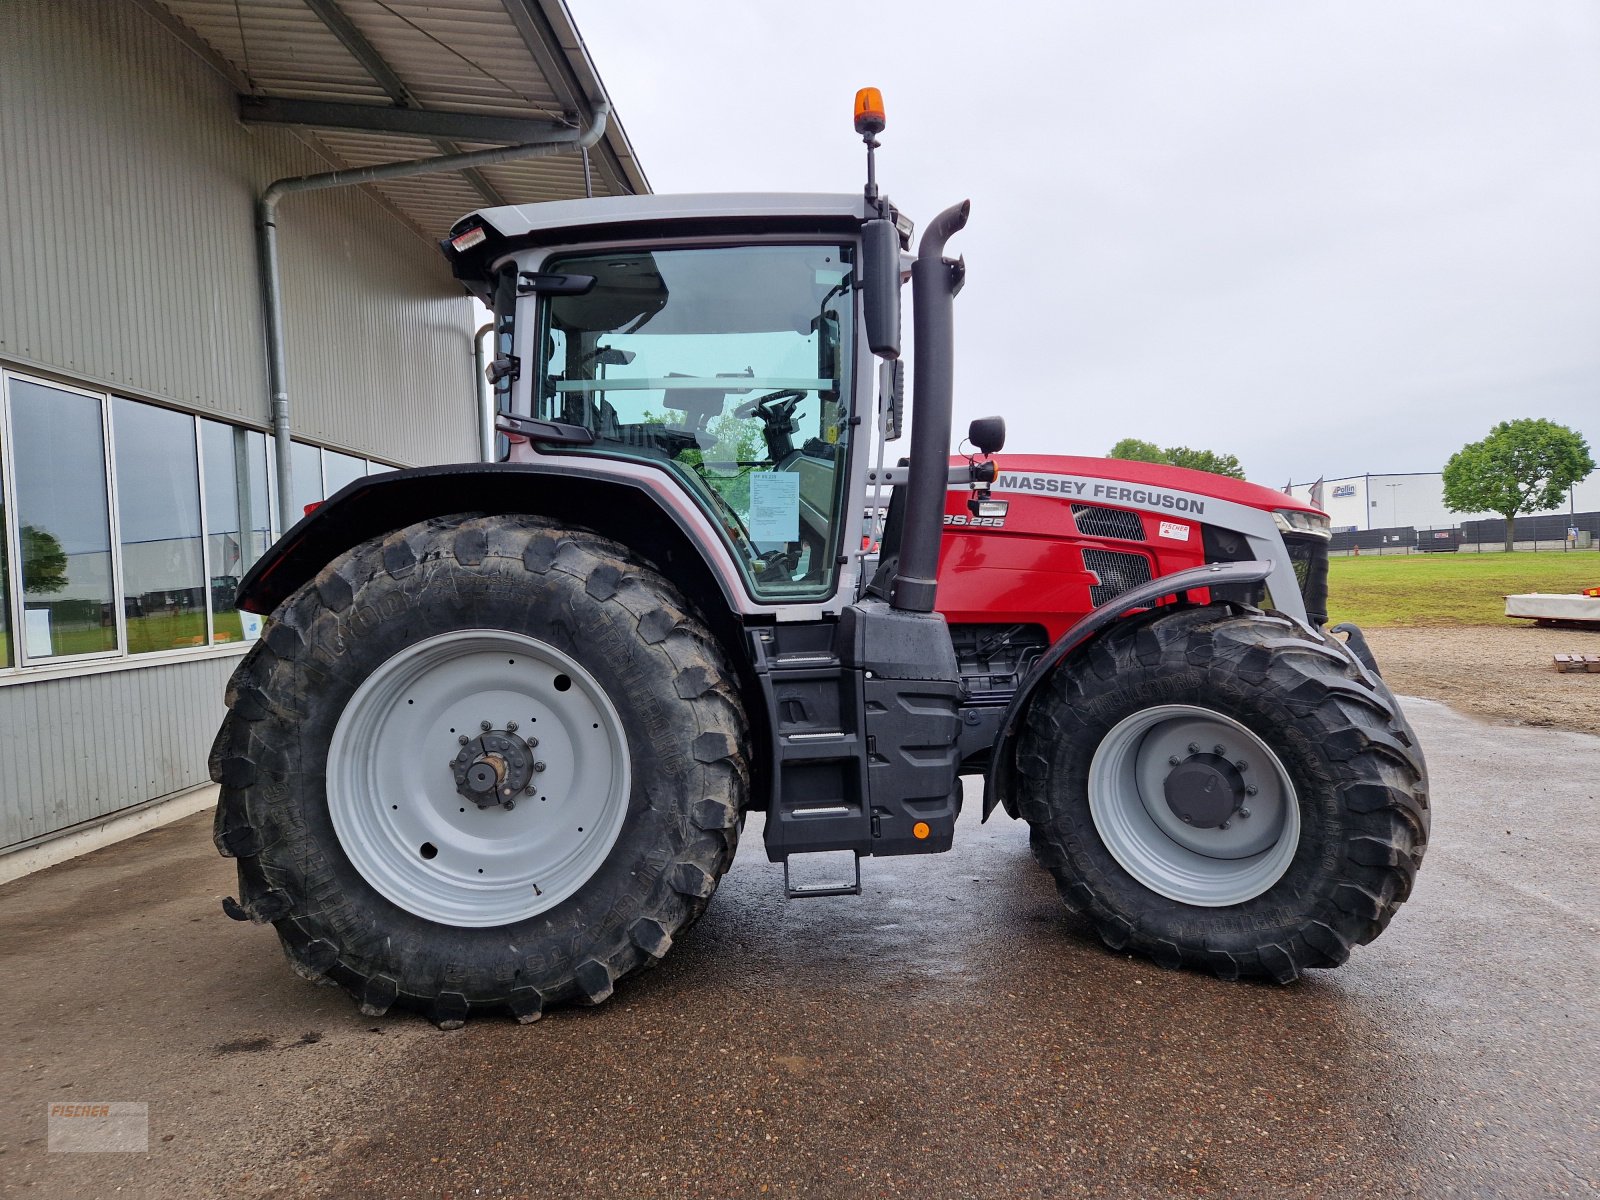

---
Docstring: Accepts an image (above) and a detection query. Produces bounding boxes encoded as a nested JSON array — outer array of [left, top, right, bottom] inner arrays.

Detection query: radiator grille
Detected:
[[1071, 504, 1146, 541], [1082, 548, 1154, 608]]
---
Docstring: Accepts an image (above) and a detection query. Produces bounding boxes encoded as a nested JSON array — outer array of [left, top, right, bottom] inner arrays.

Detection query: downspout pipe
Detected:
[[257, 102, 611, 535], [473, 322, 494, 462], [891, 199, 970, 614]]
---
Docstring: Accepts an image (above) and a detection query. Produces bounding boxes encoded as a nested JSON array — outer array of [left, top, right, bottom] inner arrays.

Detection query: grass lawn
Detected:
[[1327, 550, 1600, 628]]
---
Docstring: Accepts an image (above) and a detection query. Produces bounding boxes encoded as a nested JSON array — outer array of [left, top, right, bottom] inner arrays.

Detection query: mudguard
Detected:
[[980, 559, 1276, 821], [236, 461, 749, 617]]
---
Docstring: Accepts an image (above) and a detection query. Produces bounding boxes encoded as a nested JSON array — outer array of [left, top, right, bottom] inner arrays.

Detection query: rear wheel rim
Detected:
[[1087, 704, 1299, 906], [327, 630, 630, 927]]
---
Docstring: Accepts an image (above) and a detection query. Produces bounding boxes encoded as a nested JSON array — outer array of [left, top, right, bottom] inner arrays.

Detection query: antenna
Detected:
[[853, 88, 887, 212]]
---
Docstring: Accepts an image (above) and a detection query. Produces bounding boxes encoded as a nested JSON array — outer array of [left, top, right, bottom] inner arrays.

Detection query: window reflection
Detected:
[[323, 449, 365, 496], [113, 399, 205, 653], [290, 440, 323, 519], [0, 423, 9, 668], [8, 379, 118, 658], [201, 420, 270, 643]]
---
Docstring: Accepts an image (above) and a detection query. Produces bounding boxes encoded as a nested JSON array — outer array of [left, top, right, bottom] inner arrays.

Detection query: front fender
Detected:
[[979, 559, 1276, 821]]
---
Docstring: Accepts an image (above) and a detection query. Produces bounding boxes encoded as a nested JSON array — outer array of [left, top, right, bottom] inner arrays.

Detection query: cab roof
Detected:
[[443, 193, 879, 300], [470, 192, 873, 240]]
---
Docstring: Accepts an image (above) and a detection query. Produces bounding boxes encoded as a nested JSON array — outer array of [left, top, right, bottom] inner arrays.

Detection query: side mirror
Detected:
[[968, 416, 1005, 455], [880, 360, 905, 441], [861, 219, 901, 359]]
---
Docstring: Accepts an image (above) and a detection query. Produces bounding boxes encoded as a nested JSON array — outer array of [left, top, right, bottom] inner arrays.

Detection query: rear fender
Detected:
[[238, 461, 753, 620], [980, 560, 1275, 821]]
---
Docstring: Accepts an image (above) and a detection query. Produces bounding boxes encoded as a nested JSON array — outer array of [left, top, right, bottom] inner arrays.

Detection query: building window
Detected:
[[201, 420, 271, 644], [323, 449, 366, 496], [0, 422, 10, 668], [113, 398, 207, 654], [289, 440, 324, 519], [6, 378, 118, 660], [0, 369, 399, 674]]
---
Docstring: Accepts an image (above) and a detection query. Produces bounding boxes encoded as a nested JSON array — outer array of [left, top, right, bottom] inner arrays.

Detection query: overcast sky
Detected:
[[578, 1, 1600, 487]]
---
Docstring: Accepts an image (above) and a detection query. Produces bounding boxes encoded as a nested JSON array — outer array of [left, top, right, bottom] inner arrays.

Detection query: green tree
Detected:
[[1442, 418, 1594, 552], [1108, 439, 1246, 479], [1107, 437, 1165, 464], [20, 526, 69, 593], [1163, 446, 1245, 479], [0, 506, 69, 594]]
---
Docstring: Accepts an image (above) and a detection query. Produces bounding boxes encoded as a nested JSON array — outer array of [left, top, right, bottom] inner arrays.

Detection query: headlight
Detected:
[[1273, 509, 1331, 539]]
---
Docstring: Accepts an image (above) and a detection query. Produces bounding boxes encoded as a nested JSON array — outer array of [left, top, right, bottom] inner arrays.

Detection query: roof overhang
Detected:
[[132, 0, 650, 240]]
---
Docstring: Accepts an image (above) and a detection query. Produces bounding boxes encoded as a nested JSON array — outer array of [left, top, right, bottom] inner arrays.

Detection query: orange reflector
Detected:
[[912, 821, 930, 840], [854, 87, 886, 135]]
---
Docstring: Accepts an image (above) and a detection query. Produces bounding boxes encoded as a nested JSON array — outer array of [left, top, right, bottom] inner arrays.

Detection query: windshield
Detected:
[[534, 243, 856, 601]]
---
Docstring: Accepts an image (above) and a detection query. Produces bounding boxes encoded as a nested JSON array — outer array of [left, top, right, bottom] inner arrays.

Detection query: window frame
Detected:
[[2, 372, 125, 668], [0, 368, 350, 683], [522, 237, 863, 605]]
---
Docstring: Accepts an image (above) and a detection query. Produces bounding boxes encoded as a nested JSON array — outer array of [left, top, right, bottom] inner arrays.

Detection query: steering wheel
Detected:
[[733, 388, 807, 421], [732, 389, 807, 463]]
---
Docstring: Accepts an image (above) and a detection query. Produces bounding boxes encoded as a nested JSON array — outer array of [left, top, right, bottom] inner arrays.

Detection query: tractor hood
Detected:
[[970, 454, 1327, 518]]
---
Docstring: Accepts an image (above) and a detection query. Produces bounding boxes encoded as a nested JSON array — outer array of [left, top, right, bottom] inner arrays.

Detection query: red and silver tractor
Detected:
[[212, 94, 1427, 1025]]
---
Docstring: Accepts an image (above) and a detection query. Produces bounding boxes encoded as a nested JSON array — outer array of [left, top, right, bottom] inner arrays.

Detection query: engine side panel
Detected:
[[933, 454, 1307, 633], [937, 490, 1209, 643]]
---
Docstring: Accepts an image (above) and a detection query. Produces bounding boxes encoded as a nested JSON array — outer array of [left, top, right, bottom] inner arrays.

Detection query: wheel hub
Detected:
[[1163, 752, 1245, 829], [450, 722, 543, 810], [1087, 705, 1300, 906]]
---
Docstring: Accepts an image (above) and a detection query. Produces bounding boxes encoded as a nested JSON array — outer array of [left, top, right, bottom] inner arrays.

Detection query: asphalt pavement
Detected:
[[1, 697, 1596, 1199]]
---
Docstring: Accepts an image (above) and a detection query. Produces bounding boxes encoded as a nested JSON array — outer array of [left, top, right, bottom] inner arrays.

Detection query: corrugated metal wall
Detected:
[[0, 0, 477, 466], [0, 656, 235, 849], [0, 0, 480, 850]]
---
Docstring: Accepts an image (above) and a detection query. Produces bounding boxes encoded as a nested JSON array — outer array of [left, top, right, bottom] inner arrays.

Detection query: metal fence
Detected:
[[1327, 511, 1600, 556]]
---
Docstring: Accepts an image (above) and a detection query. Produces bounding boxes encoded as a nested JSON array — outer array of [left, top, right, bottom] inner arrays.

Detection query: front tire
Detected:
[[210, 514, 747, 1025], [1016, 605, 1429, 982]]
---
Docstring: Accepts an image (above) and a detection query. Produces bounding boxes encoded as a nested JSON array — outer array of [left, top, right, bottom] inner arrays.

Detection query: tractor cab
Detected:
[[443, 193, 908, 610]]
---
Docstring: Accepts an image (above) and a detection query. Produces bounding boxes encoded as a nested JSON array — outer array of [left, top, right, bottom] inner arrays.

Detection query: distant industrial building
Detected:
[[1, 0, 646, 867], [1284, 470, 1600, 533]]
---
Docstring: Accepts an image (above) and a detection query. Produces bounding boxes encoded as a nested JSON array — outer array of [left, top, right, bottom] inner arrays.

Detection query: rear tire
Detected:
[[1016, 605, 1429, 982], [209, 514, 747, 1025]]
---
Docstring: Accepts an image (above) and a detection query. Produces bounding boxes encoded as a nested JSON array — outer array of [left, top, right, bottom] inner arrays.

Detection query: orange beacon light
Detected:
[[854, 87, 886, 136]]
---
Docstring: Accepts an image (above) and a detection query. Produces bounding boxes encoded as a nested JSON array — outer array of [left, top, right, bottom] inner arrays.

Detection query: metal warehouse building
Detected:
[[1285, 470, 1600, 533], [0, 0, 646, 870]]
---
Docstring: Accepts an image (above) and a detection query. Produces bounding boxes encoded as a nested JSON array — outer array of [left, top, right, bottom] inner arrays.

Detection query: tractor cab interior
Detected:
[[520, 242, 857, 601]]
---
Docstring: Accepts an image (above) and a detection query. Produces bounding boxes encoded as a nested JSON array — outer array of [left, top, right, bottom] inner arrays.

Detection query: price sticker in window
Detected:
[[748, 472, 800, 543]]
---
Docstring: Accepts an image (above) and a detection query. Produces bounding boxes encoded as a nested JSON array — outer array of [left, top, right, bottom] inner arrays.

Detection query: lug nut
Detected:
[[458, 734, 469, 745], [1187, 742, 1200, 754], [533, 761, 546, 773], [506, 720, 518, 732], [481, 720, 493, 732], [1168, 755, 1182, 766], [1234, 760, 1248, 771], [1246, 785, 1259, 796], [1219, 820, 1231, 830], [1213, 744, 1226, 756], [1238, 808, 1251, 819], [527, 736, 539, 749]]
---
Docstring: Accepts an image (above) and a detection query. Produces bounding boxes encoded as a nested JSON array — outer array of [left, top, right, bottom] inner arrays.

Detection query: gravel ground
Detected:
[[1362, 624, 1600, 737]]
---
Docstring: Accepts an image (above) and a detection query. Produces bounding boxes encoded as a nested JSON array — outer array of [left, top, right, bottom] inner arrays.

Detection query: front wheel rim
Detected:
[[327, 630, 631, 927], [1087, 704, 1300, 906]]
